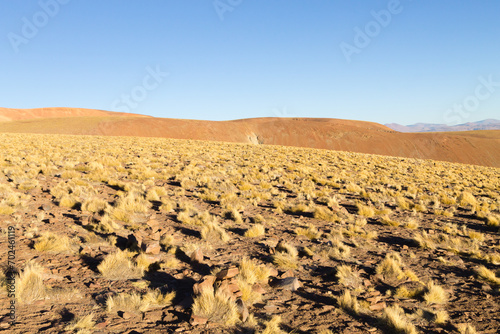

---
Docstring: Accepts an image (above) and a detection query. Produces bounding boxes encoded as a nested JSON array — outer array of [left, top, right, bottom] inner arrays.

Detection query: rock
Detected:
[[142, 241, 161, 255], [146, 219, 159, 232], [264, 304, 279, 313], [270, 277, 300, 291], [96, 319, 109, 329], [252, 284, 266, 294], [190, 248, 204, 263], [235, 298, 249, 322], [281, 269, 294, 278], [369, 302, 387, 311], [42, 204, 51, 211], [216, 267, 239, 280], [193, 275, 216, 295], [217, 280, 240, 295], [144, 310, 163, 323], [121, 311, 134, 319], [150, 231, 161, 241], [268, 267, 279, 277], [189, 314, 208, 326]]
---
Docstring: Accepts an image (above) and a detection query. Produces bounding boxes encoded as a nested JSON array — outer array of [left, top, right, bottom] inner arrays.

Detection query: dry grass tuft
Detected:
[[239, 257, 271, 285], [34, 231, 77, 253], [191, 289, 239, 326], [457, 323, 477, 334], [15, 261, 46, 304], [423, 281, 448, 305], [201, 221, 230, 243], [336, 265, 361, 289], [142, 289, 176, 308], [476, 265, 500, 286], [336, 289, 365, 315], [376, 253, 405, 281], [273, 242, 299, 269], [356, 202, 375, 217], [245, 223, 266, 238], [98, 250, 143, 280], [65, 313, 95, 333], [295, 223, 322, 240], [380, 304, 418, 334], [260, 315, 287, 334], [106, 291, 149, 313], [327, 239, 351, 260]]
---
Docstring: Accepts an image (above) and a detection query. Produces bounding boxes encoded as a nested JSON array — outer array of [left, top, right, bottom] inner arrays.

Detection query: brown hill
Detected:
[[0, 107, 148, 122], [0, 108, 499, 167]]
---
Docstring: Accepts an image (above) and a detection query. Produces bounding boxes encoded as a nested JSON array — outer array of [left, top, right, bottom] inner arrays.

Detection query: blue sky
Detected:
[[1, 0, 499, 125]]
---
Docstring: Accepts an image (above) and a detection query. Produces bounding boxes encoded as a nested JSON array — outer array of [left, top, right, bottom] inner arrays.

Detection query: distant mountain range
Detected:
[[385, 119, 500, 133]]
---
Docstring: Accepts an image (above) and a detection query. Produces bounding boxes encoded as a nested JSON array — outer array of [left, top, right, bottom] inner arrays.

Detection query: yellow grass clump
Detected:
[[201, 221, 230, 243], [191, 289, 239, 326], [376, 253, 405, 281], [15, 261, 46, 304], [34, 231, 76, 253], [423, 281, 448, 305], [380, 304, 418, 334], [295, 223, 322, 240], [476, 266, 500, 286], [65, 313, 96, 334], [259, 315, 287, 334], [239, 257, 271, 285], [245, 223, 266, 238], [98, 250, 144, 280]]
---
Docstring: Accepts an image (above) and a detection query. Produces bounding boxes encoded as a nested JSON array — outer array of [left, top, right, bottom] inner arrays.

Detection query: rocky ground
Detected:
[[0, 133, 499, 333]]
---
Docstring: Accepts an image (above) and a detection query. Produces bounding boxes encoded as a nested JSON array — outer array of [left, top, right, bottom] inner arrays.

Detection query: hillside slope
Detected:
[[1, 108, 499, 167]]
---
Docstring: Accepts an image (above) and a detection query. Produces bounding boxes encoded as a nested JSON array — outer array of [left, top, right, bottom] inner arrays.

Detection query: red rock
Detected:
[[193, 276, 216, 295], [190, 248, 204, 263], [268, 267, 279, 277], [252, 284, 266, 294], [190, 314, 208, 326], [142, 240, 161, 255], [96, 320, 109, 329], [150, 231, 161, 240], [217, 280, 240, 295], [281, 269, 294, 278], [144, 310, 163, 322], [369, 302, 387, 311], [367, 295, 382, 304], [146, 219, 159, 232], [121, 311, 133, 319], [216, 267, 239, 280]]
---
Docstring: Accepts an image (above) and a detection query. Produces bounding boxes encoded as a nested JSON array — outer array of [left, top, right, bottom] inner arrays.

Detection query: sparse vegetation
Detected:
[[0, 132, 498, 332]]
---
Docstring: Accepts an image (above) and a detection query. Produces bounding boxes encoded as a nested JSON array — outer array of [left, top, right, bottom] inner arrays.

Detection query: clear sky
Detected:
[[1, 0, 499, 125]]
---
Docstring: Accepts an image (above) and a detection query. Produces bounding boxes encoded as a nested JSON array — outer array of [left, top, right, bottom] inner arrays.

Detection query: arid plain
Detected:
[[0, 108, 499, 333]]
